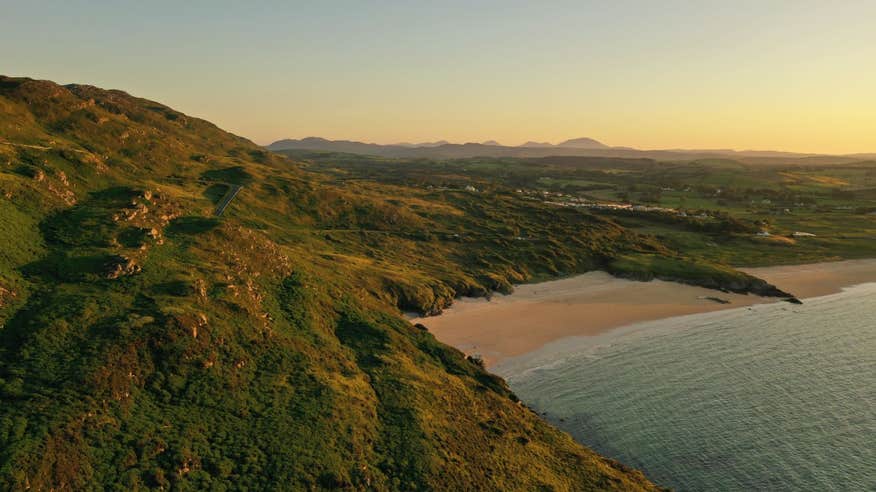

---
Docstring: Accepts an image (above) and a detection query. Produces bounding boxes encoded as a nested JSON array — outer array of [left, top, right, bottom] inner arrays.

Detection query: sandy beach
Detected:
[[411, 259, 876, 367]]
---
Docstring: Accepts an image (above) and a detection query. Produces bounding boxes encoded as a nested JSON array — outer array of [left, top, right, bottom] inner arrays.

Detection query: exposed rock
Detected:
[[105, 255, 141, 279], [47, 182, 77, 205], [0, 284, 17, 308], [195, 279, 208, 299]]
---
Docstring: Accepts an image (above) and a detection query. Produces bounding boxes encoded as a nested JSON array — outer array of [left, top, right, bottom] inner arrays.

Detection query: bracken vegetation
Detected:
[[10, 69, 874, 489], [7, 73, 870, 490], [0, 76, 676, 490], [15, 73, 873, 490]]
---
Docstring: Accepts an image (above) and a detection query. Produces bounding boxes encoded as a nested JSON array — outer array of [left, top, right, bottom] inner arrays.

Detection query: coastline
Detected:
[[412, 258, 876, 367]]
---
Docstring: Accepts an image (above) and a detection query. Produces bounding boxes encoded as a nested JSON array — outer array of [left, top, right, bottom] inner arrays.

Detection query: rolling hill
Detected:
[[265, 137, 863, 164], [0, 76, 676, 490]]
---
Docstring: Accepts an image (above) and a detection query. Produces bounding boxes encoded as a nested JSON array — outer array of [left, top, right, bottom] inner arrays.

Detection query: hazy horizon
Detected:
[[3, 1, 875, 154], [264, 135, 873, 156]]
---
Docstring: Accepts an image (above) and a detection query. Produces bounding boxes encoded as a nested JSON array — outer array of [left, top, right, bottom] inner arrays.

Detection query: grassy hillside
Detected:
[[288, 151, 876, 269], [0, 76, 677, 490]]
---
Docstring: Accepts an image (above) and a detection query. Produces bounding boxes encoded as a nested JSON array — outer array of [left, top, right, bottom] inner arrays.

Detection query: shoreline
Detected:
[[411, 258, 876, 367]]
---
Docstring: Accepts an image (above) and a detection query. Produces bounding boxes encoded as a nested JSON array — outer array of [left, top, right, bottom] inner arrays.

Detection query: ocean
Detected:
[[496, 283, 876, 491]]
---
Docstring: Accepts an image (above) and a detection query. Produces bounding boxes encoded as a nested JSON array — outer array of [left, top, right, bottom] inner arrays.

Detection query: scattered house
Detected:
[[761, 199, 772, 204], [791, 231, 816, 237], [756, 231, 772, 237], [464, 185, 478, 192]]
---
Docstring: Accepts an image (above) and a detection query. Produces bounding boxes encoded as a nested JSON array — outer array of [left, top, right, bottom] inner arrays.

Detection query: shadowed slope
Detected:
[[0, 76, 664, 490]]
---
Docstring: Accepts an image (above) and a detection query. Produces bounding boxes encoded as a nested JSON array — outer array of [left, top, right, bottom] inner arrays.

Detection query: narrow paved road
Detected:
[[214, 185, 242, 216]]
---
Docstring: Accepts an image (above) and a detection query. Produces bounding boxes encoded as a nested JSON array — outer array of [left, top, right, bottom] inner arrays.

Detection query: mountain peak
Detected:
[[557, 137, 608, 149]]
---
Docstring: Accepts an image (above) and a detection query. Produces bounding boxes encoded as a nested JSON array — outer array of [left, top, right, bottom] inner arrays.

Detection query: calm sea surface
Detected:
[[497, 284, 876, 491]]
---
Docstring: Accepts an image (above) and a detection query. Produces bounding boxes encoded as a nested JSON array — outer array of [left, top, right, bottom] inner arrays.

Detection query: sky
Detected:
[[2, 1, 875, 154]]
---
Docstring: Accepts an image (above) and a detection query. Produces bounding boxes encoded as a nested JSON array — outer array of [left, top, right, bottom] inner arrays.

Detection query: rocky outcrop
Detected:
[[0, 284, 16, 308], [104, 255, 141, 279]]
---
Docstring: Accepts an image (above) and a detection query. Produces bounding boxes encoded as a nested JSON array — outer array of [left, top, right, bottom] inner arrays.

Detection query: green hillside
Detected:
[[288, 151, 876, 268], [0, 75, 799, 490]]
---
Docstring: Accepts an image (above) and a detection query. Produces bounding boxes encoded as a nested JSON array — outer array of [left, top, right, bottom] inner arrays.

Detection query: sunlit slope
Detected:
[[0, 76, 666, 490]]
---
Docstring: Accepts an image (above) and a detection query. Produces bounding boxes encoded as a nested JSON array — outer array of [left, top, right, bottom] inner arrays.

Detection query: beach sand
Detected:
[[411, 259, 876, 367]]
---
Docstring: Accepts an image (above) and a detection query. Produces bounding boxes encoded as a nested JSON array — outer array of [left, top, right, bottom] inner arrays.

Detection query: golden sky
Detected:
[[3, 1, 875, 154]]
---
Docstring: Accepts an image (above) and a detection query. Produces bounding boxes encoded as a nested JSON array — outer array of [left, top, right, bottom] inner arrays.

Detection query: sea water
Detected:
[[497, 284, 876, 491]]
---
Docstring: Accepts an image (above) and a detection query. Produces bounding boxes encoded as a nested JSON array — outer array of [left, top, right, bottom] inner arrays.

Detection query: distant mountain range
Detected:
[[266, 137, 872, 164], [556, 137, 609, 149]]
